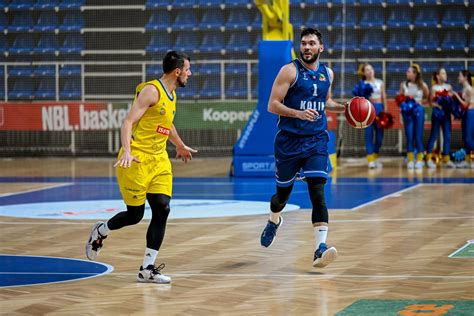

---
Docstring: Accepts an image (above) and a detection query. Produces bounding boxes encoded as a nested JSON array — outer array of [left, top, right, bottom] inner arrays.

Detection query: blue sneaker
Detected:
[[260, 216, 283, 248], [312, 243, 338, 268]]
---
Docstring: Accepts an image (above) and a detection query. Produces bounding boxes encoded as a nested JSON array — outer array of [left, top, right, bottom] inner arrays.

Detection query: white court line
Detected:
[[421, 183, 474, 186], [0, 215, 472, 225], [0, 183, 72, 198], [0, 272, 101, 275], [173, 182, 436, 197], [102, 273, 474, 279], [349, 182, 474, 211], [172, 191, 311, 197], [0, 272, 472, 279], [350, 184, 422, 211], [174, 182, 439, 186], [13, 180, 470, 186], [448, 241, 473, 258]]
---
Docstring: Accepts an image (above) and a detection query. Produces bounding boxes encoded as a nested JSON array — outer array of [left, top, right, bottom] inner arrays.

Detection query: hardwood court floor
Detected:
[[0, 158, 473, 315]]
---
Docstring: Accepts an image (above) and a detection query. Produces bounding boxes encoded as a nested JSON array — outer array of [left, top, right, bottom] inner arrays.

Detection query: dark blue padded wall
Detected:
[[232, 41, 292, 177]]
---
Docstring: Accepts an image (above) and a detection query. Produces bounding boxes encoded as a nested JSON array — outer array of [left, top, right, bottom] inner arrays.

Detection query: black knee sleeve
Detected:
[[306, 177, 328, 224], [107, 204, 145, 230], [270, 184, 293, 213], [146, 193, 171, 250], [147, 193, 171, 217]]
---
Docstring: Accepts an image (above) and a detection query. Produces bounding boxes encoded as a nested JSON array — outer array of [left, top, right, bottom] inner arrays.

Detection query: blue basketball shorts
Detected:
[[274, 130, 329, 187]]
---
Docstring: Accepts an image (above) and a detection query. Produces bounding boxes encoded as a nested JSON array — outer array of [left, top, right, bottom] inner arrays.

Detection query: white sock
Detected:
[[98, 222, 110, 236], [142, 248, 158, 268], [269, 212, 281, 225], [314, 225, 328, 248]]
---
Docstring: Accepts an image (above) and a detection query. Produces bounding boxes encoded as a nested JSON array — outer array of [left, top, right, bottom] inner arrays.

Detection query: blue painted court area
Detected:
[[0, 177, 472, 212], [0, 255, 113, 288]]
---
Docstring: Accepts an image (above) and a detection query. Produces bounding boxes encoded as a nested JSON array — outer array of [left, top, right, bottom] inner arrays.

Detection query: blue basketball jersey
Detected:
[[278, 59, 331, 136]]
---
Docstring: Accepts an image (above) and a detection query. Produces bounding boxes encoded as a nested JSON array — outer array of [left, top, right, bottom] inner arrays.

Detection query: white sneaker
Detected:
[[375, 160, 383, 168], [137, 264, 171, 284], [415, 161, 424, 170], [368, 161, 376, 169], [456, 161, 469, 169], [85, 222, 107, 261], [313, 243, 338, 268], [407, 161, 415, 169], [443, 160, 456, 168], [426, 160, 437, 169]]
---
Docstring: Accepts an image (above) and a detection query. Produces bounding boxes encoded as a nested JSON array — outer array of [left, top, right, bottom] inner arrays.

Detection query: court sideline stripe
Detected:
[[0, 272, 472, 279], [0, 183, 73, 198], [350, 184, 421, 211], [448, 241, 472, 258], [0, 215, 472, 225]]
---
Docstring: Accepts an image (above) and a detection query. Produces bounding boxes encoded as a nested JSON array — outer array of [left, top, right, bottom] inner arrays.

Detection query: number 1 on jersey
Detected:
[[313, 84, 318, 96]]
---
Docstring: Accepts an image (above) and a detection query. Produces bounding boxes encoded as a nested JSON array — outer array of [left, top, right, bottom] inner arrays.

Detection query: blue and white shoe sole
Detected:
[[312, 247, 338, 268]]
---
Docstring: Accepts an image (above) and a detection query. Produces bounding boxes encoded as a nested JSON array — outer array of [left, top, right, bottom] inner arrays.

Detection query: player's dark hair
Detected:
[[300, 27, 323, 44], [461, 70, 473, 86], [432, 68, 445, 86], [162, 51, 190, 74]]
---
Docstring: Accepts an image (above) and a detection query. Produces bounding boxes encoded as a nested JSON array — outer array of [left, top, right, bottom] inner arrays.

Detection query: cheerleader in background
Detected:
[[425, 68, 455, 169], [398, 64, 430, 170], [452, 70, 474, 169], [355, 63, 387, 169]]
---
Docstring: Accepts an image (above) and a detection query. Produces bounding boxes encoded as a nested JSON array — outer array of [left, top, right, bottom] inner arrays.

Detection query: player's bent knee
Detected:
[[270, 184, 293, 213], [270, 194, 286, 213], [147, 193, 171, 216], [125, 204, 145, 225], [306, 176, 327, 185], [307, 178, 326, 200], [312, 208, 329, 224], [307, 178, 328, 223]]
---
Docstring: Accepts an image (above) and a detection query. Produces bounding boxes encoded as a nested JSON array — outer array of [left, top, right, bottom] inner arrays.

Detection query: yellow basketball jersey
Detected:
[[130, 79, 176, 155]]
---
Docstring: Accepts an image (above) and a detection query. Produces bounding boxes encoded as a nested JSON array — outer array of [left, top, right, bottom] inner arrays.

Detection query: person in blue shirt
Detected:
[[260, 28, 347, 268]]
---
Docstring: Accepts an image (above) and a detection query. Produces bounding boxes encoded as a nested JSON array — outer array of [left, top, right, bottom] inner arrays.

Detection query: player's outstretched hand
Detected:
[[114, 151, 140, 168], [176, 145, 198, 163], [298, 108, 319, 121]]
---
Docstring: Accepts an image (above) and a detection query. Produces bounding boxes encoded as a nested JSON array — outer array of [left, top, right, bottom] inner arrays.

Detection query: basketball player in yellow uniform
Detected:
[[86, 51, 196, 284]]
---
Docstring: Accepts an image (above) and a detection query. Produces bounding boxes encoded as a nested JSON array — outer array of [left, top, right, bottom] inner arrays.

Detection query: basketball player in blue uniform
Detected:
[[260, 28, 346, 268]]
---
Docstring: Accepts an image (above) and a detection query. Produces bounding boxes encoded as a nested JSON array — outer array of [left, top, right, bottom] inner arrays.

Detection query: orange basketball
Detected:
[[345, 97, 376, 129]]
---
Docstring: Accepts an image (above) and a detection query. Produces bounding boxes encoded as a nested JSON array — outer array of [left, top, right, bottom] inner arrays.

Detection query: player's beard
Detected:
[[300, 50, 320, 64], [177, 77, 186, 88]]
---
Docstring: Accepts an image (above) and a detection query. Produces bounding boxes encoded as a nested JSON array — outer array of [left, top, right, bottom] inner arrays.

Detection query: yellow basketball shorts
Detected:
[[116, 150, 172, 206]]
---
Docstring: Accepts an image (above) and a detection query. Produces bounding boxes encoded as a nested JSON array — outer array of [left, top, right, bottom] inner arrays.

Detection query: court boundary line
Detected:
[[448, 241, 473, 258], [1, 179, 473, 186], [0, 215, 472, 225], [350, 184, 421, 211], [0, 183, 72, 198], [57, 272, 474, 279], [0, 272, 472, 279]]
